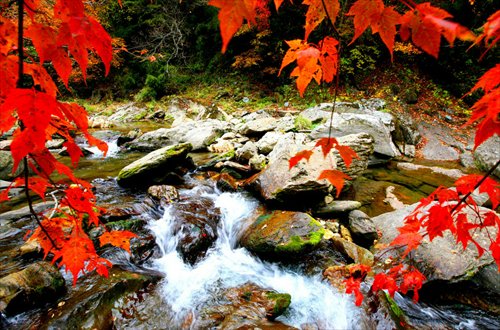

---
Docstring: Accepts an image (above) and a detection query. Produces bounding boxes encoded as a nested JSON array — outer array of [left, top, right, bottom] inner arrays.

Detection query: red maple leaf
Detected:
[[473, 10, 500, 55], [13, 177, 50, 200], [315, 137, 337, 157], [279, 37, 339, 96], [1, 89, 60, 170], [52, 229, 97, 286], [344, 277, 364, 306], [400, 3, 474, 58], [334, 144, 359, 169], [26, 23, 73, 86], [289, 149, 314, 169], [346, 0, 401, 59], [99, 230, 138, 254], [303, 0, 340, 41], [390, 232, 423, 258], [399, 268, 426, 302], [318, 169, 351, 198], [471, 63, 500, 94], [424, 204, 454, 240], [209, 0, 257, 53], [63, 186, 100, 226], [371, 273, 398, 297], [490, 237, 500, 271]]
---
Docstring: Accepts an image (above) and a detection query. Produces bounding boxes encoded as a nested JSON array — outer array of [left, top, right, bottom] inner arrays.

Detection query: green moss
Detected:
[[266, 292, 291, 318], [276, 227, 325, 253], [294, 115, 313, 131], [242, 291, 252, 301], [106, 218, 143, 231]]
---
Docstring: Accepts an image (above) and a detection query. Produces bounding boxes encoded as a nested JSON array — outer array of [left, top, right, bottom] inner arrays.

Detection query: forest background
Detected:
[[57, 0, 498, 114]]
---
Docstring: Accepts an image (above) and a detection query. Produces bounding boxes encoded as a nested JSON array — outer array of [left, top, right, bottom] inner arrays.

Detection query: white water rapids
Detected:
[[147, 183, 361, 329]]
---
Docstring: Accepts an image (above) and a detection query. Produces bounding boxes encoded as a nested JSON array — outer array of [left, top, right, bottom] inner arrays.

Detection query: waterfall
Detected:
[[147, 182, 360, 329]]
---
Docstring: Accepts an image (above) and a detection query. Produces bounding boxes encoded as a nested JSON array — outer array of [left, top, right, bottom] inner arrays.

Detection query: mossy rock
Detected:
[[117, 142, 192, 187], [0, 261, 66, 316], [240, 210, 325, 261]]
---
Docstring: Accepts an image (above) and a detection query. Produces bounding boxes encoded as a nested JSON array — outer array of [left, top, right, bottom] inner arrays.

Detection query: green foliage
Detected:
[[341, 44, 382, 86]]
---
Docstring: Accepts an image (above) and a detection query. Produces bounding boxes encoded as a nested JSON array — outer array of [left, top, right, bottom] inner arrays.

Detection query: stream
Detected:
[[2, 132, 500, 329]]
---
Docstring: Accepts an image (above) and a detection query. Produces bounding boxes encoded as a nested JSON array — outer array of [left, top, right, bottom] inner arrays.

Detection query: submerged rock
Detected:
[[0, 261, 66, 316], [240, 210, 325, 260], [197, 282, 294, 329], [116, 143, 192, 187], [39, 268, 158, 330]]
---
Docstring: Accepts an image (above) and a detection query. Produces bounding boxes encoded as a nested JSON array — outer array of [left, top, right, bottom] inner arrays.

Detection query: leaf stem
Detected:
[[450, 158, 500, 216]]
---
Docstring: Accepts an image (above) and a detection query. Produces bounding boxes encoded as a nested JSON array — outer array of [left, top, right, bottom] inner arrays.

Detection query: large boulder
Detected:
[[127, 120, 228, 151], [372, 204, 500, 312], [310, 112, 400, 159], [246, 132, 373, 208], [240, 210, 325, 261], [474, 136, 500, 179], [0, 261, 66, 315], [117, 143, 192, 187]]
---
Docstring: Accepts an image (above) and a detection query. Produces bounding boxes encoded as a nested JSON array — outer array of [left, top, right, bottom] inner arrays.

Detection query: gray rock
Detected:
[[117, 143, 192, 187], [313, 200, 362, 217], [256, 131, 283, 155], [275, 115, 296, 132], [239, 117, 278, 136], [0, 261, 65, 315], [108, 103, 150, 122], [0, 140, 11, 151], [235, 141, 258, 162], [198, 283, 293, 329], [247, 133, 373, 207], [0, 151, 24, 181], [127, 120, 228, 151], [0, 201, 56, 223], [474, 136, 500, 178], [249, 154, 268, 171], [46, 139, 65, 149], [310, 111, 400, 158], [348, 210, 378, 248]]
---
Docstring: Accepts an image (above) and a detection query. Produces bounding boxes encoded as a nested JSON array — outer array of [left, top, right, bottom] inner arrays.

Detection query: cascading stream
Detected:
[[147, 181, 360, 329]]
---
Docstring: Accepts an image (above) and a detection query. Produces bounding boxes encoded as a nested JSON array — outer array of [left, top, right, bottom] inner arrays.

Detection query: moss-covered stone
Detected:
[[0, 261, 66, 316], [266, 292, 292, 319], [240, 210, 325, 261], [117, 142, 192, 187]]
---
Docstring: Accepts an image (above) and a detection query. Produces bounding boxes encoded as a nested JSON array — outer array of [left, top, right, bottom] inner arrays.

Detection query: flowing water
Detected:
[[147, 179, 361, 328]]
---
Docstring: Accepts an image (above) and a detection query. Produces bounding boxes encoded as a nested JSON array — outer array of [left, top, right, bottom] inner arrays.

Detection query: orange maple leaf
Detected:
[[346, 0, 401, 59], [289, 149, 314, 169], [209, 0, 257, 53], [318, 169, 351, 197], [400, 2, 474, 58], [303, 0, 340, 41], [99, 230, 138, 254]]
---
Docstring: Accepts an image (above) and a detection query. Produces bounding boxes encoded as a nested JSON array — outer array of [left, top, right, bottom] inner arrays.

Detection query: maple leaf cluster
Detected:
[[0, 0, 136, 284], [209, 0, 500, 306]]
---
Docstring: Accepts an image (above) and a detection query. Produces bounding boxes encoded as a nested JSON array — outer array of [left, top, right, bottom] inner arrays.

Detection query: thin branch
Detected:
[[24, 157, 59, 249], [450, 158, 500, 216]]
